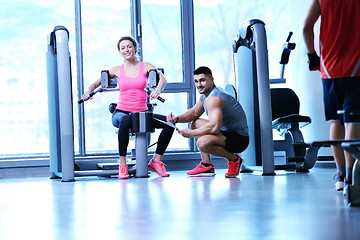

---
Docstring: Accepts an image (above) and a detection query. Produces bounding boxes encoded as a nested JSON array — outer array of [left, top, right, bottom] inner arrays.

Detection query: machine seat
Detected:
[[272, 114, 311, 130], [271, 88, 311, 130]]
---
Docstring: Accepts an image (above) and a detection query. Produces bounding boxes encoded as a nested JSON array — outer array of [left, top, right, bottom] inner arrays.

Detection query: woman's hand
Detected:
[[81, 90, 92, 101], [150, 89, 160, 100]]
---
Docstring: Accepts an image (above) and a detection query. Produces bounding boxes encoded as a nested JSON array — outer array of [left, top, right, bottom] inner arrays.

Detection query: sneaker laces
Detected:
[[154, 161, 167, 173], [120, 165, 128, 175], [228, 160, 239, 172], [194, 163, 207, 170]]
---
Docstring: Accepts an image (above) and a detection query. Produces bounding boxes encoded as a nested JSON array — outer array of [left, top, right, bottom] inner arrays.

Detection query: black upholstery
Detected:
[[270, 88, 311, 130]]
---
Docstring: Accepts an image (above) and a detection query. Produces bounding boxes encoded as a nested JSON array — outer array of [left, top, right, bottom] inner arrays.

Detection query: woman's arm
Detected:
[[81, 66, 120, 101], [144, 62, 166, 100]]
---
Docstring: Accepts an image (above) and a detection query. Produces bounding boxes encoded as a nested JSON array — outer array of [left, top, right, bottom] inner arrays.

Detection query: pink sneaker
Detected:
[[148, 159, 170, 177], [186, 162, 215, 177], [118, 163, 129, 179], [225, 156, 243, 178]]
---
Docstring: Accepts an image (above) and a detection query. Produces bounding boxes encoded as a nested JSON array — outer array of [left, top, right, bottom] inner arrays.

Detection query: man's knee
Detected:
[[196, 137, 211, 152]]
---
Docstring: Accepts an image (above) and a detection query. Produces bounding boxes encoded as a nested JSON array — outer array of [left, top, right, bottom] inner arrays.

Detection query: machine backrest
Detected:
[[270, 88, 300, 121]]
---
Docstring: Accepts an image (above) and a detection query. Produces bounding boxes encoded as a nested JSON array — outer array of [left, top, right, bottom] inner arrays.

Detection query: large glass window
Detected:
[[1, 0, 296, 160], [141, 1, 183, 83], [194, 0, 291, 88], [0, 1, 76, 156], [80, 1, 131, 154], [148, 92, 189, 152], [194, 0, 292, 142], [141, 0, 191, 151]]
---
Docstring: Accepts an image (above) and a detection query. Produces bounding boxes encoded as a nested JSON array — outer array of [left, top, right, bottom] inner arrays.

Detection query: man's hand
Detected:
[[307, 52, 320, 71], [167, 113, 178, 124], [177, 128, 193, 138]]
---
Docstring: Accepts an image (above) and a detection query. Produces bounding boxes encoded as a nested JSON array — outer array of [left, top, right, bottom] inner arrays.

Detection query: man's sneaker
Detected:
[[118, 163, 129, 179], [186, 162, 215, 177], [148, 159, 170, 177], [334, 172, 345, 191], [225, 155, 243, 178]]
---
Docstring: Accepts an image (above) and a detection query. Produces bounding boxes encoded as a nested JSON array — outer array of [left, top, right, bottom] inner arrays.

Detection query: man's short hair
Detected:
[[194, 66, 213, 78]]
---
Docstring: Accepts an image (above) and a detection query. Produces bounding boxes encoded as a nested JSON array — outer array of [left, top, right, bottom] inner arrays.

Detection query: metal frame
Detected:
[[233, 19, 275, 175]]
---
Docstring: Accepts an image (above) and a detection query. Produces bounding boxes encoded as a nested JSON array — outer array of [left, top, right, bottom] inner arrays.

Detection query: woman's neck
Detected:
[[124, 59, 138, 67], [123, 60, 141, 78]]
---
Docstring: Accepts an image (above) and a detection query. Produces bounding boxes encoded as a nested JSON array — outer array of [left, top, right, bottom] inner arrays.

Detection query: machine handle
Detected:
[[78, 88, 102, 104], [286, 31, 293, 42], [146, 89, 165, 103], [157, 96, 165, 103]]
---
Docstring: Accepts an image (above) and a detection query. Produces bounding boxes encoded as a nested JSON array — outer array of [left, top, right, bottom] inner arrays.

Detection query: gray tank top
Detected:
[[202, 86, 249, 136]]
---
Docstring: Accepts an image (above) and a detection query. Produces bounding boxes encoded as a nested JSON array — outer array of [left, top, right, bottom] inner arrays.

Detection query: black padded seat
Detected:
[[270, 88, 311, 130], [272, 114, 311, 130], [271, 88, 313, 171]]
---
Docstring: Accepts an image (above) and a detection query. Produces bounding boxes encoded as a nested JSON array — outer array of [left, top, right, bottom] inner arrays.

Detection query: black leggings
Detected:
[[112, 110, 174, 156]]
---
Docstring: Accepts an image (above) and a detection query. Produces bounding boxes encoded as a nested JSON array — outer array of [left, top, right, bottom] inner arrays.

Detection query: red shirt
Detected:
[[319, 0, 360, 79]]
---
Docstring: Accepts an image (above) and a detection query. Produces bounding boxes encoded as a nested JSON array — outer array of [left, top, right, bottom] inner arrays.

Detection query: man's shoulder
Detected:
[[204, 95, 224, 109]]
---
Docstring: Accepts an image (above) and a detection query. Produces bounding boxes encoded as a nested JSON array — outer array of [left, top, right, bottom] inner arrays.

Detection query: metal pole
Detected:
[[252, 23, 275, 175], [55, 29, 75, 182], [74, 0, 86, 156], [135, 112, 149, 178]]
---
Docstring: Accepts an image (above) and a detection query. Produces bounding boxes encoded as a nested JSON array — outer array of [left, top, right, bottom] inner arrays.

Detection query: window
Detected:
[[142, 1, 183, 83], [141, 0, 192, 151], [80, 1, 131, 154], [0, 0, 76, 156], [194, 0, 291, 88]]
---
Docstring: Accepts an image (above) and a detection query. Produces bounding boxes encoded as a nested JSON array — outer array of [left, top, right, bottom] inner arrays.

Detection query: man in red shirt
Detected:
[[303, 0, 360, 191]]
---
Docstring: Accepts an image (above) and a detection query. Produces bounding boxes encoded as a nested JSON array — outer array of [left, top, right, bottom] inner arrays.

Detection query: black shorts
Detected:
[[221, 130, 249, 154], [322, 76, 360, 124]]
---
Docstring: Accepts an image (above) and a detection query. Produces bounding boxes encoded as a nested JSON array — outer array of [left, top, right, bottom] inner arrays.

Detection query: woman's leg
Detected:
[[148, 114, 174, 177], [153, 114, 175, 160], [112, 111, 131, 164]]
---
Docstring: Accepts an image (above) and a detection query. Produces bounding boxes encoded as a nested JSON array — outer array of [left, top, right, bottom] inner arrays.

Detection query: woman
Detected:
[[81, 36, 174, 179]]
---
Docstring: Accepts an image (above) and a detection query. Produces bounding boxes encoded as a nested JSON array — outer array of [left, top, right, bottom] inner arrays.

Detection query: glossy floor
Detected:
[[0, 167, 359, 240]]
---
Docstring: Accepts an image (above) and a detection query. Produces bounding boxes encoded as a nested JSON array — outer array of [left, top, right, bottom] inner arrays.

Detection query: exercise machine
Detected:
[[80, 68, 166, 178], [47, 26, 164, 181], [311, 109, 360, 206], [47, 26, 122, 181], [233, 21, 317, 172], [232, 19, 275, 175], [47, 26, 78, 182], [269, 32, 314, 171], [310, 138, 360, 206]]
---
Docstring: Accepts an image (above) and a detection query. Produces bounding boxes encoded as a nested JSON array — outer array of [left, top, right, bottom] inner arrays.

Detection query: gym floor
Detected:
[[0, 166, 359, 240]]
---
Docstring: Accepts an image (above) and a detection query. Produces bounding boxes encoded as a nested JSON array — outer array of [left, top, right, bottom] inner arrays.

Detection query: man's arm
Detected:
[[303, 0, 321, 70], [303, 0, 320, 53], [177, 96, 223, 137], [169, 98, 205, 123]]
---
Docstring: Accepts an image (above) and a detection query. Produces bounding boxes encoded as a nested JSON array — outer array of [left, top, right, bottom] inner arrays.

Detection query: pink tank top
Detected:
[[319, 0, 360, 79], [116, 62, 148, 112]]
